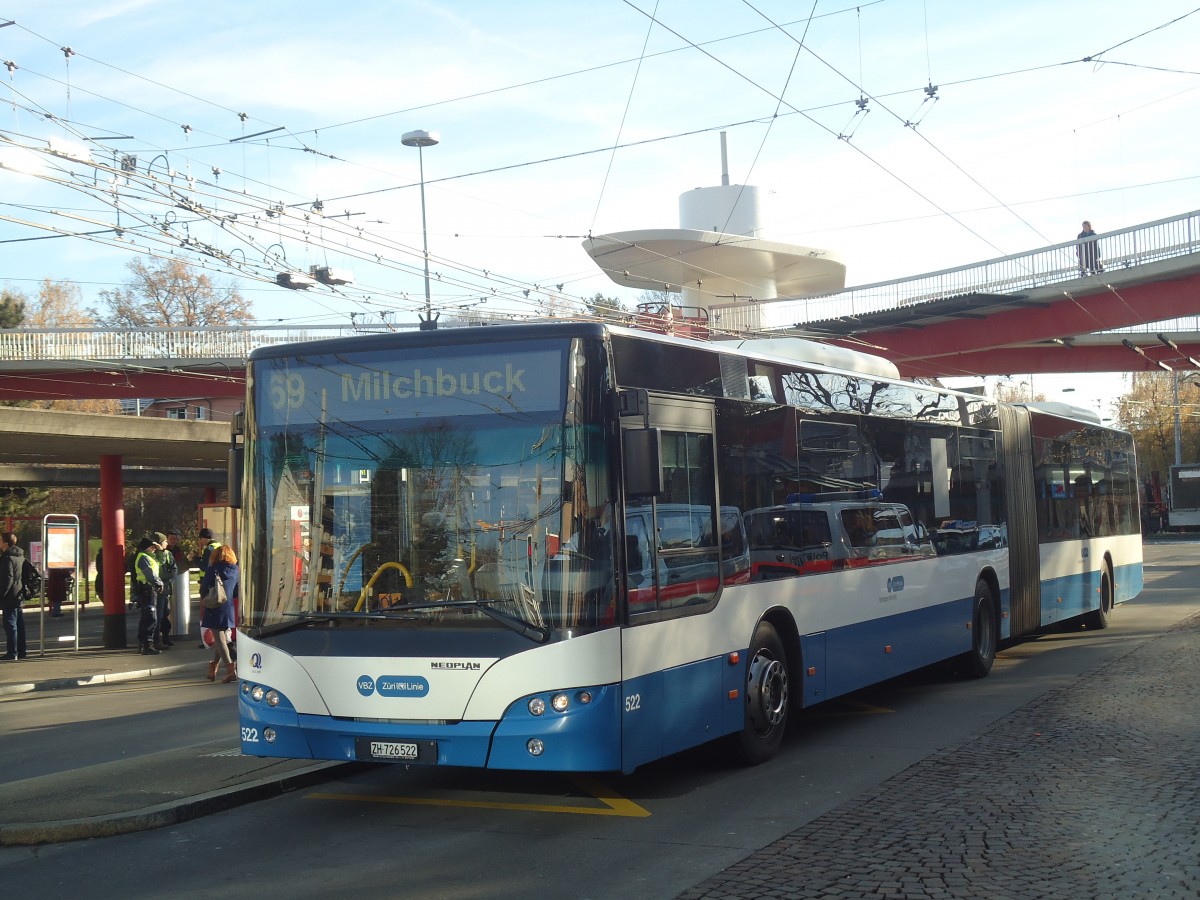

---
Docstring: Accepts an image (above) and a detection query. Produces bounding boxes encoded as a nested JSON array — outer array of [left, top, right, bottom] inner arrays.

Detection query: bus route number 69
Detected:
[[624, 693, 641, 712], [269, 371, 306, 411]]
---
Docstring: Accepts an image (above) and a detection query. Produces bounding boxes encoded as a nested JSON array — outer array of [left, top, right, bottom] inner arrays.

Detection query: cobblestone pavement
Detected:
[[678, 613, 1200, 899]]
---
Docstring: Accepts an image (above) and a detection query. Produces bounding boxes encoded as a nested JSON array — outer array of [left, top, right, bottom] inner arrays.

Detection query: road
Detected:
[[1, 541, 1196, 899]]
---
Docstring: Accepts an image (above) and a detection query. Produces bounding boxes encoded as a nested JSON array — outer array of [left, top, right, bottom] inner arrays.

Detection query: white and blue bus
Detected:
[[233, 321, 1142, 772]]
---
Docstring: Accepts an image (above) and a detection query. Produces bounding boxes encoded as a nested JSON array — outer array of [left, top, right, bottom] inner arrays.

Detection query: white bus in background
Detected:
[[1168, 463, 1200, 529]]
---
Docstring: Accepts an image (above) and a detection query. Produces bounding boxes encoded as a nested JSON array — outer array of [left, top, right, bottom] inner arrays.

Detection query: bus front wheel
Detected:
[[961, 579, 998, 679], [732, 621, 789, 765]]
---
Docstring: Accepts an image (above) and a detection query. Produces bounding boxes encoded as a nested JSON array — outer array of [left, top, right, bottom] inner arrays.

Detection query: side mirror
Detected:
[[623, 428, 663, 497], [227, 446, 244, 509]]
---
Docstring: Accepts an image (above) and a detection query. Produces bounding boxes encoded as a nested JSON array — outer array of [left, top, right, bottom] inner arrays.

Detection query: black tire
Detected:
[[961, 579, 998, 679], [1085, 570, 1113, 630], [732, 621, 789, 765]]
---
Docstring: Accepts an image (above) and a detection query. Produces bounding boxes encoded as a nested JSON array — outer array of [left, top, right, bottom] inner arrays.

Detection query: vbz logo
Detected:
[[357, 675, 376, 697], [887, 575, 905, 593]]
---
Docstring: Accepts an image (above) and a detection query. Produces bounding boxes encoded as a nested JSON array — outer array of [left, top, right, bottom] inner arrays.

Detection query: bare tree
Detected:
[[3, 280, 120, 413], [1117, 372, 1188, 476], [97, 257, 254, 327], [27, 279, 94, 328]]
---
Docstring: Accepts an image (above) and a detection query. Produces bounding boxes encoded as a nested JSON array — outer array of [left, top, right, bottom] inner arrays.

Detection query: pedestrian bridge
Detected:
[[710, 208, 1200, 377], [2, 208, 1199, 397]]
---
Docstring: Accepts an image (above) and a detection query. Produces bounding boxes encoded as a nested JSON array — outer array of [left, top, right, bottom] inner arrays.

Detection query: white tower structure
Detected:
[[582, 133, 846, 332]]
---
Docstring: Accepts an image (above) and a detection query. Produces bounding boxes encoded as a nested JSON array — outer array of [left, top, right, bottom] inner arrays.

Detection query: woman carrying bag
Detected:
[[199, 543, 239, 683]]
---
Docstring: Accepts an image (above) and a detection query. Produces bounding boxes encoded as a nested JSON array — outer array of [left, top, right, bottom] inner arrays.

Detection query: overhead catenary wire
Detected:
[[0, 7, 1195, 335]]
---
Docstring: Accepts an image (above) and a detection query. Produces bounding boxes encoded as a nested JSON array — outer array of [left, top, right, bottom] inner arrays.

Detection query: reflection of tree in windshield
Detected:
[[363, 421, 479, 599]]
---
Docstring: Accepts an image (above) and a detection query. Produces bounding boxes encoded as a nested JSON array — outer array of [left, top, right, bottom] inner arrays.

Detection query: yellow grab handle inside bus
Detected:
[[354, 561, 414, 612]]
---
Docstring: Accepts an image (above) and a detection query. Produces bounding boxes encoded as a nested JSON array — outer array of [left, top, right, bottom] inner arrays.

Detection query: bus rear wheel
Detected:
[[961, 579, 997, 679], [732, 621, 789, 765], [1086, 570, 1113, 630]]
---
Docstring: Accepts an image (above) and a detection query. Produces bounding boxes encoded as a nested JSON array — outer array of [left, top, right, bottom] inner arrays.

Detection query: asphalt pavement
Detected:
[[0, 599, 350, 847]]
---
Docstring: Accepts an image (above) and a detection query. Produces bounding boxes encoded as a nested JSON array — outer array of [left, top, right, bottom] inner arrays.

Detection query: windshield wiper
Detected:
[[247, 611, 363, 639], [376, 599, 551, 643]]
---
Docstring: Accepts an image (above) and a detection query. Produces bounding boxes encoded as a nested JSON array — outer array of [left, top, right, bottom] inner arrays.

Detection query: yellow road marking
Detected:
[[308, 774, 651, 817]]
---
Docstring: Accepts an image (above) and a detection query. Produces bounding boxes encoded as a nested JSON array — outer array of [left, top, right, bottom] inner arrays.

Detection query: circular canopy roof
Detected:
[[583, 229, 847, 298]]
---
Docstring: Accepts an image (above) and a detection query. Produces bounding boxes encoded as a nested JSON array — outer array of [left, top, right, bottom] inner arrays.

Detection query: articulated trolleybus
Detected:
[[233, 321, 1142, 772]]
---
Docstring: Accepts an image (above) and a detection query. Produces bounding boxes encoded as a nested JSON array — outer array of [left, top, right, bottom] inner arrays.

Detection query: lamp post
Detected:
[[401, 129, 440, 330]]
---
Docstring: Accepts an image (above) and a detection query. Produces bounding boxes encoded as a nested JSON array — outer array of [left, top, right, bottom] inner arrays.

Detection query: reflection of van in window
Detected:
[[626, 504, 750, 614], [932, 521, 1008, 555], [745, 500, 933, 580]]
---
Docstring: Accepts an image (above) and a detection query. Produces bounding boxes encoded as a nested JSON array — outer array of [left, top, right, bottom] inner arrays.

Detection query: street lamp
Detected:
[[401, 129, 440, 330]]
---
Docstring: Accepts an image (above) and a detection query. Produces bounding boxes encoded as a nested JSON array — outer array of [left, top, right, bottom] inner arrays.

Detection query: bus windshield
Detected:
[[242, 336, 614, 635]]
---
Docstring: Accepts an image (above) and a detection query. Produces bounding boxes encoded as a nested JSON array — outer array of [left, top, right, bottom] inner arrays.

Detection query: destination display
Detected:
[[256, 344, 567, 426]]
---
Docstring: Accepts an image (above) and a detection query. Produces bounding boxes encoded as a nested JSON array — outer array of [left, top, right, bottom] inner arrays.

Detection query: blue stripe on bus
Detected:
[[240, 564, 1142, 770], [241, 684, 626, 771], [489, 684, 622, 771], [1114, 560, 1143, 603], [812, 596, 975, 700], [1039, 562, 1140, 625]]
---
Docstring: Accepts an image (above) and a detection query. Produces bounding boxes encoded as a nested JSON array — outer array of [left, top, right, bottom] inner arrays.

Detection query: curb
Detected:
[[0, 761, 357, 846], [0, 660, 207, 696]]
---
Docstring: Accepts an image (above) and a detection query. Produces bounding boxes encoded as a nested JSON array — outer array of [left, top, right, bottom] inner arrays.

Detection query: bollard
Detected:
[[173, 571, 190, 638]]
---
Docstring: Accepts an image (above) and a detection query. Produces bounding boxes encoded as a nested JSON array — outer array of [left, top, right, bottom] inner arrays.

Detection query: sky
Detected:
[[1, 0, 1197, 420]]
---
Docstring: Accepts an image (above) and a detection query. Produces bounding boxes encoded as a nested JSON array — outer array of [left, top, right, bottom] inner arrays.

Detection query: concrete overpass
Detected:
[[0, 407, 230, 649]]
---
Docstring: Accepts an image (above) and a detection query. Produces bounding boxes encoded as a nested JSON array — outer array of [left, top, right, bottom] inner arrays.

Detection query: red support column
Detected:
[[99, 454, 128, 649]]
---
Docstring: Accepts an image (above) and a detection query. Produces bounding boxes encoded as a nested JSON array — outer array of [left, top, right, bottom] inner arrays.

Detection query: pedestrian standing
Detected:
[[165, 530, 186, 571], [1076, 220, 1103, 275], [132, 536, 164, 655], [94, 544, 104, 601], [0, 531, 28, 660], [200, 543, 240, 683], [195, 527, 221, 572], [152, 531, 176, 648]]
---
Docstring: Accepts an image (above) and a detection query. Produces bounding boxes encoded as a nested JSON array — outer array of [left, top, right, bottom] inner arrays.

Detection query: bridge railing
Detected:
[[710, 209, 1200, 332], [0, 324, 415, 363]]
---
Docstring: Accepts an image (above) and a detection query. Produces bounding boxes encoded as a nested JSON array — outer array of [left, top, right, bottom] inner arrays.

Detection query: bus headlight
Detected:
[[577, 690, 592, 705], [250, 685, 265, 702], [263, 728, 277, 743], [265, 690, 280, 707], [528, 697, 546, 716], [527, 738, 545, 756], [551, 692, 570, 713]]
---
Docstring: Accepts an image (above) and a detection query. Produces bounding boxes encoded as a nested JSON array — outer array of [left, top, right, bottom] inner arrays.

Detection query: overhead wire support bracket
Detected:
[[1123, 338, 1172, 372], [1157, 333, 1200, 369], [904, 83, 940, 129], [229, 126, 285, 143]]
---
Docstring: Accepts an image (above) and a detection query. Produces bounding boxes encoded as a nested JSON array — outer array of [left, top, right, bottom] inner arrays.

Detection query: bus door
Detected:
[[619, 394, 725, 768]]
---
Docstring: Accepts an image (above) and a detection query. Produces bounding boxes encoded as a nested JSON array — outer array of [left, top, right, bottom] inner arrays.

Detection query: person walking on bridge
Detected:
[[0, 532, 28, 660], [1077, 220, 1103, 275]]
